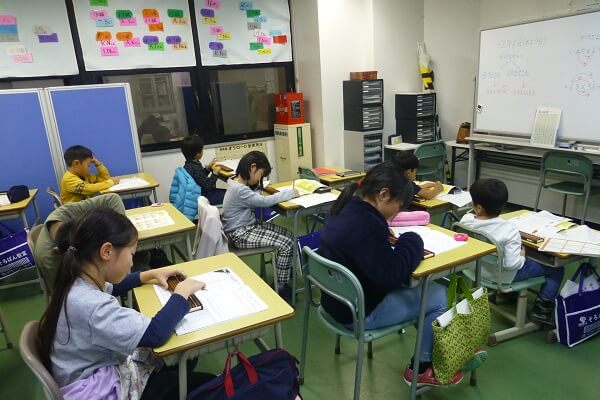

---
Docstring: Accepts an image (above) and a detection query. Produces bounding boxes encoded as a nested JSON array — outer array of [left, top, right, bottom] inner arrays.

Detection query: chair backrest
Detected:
[[541, 151, 594, 184], [19, 321, 64, 400], [302, 247, 366, 334], [298, 167, 319, 180], [46, 187, 63, 209], [193, 196, 229, 258], [452, 222, 506, 287], [27, 225, 50, 303], [414, 141, 446, 181]]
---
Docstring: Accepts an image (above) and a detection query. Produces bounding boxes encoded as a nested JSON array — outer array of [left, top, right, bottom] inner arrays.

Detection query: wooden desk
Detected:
[[126, 203, 195, 261], [134, 253, 294, 400], [101, 172, 159, 203], [407, 224, 495, 399], [316, 166, 365, 188], [501, 210, 581, 268], [0, 189, 40, 229], [268, 181, 340, 305]]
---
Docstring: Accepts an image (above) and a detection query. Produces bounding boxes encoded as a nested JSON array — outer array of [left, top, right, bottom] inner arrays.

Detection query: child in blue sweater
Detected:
[[318, 162, 462, 387]]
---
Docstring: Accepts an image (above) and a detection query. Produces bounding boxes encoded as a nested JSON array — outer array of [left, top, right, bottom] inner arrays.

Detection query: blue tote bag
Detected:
[[556, 263, 600, 347], [0, 229, 35, 280]]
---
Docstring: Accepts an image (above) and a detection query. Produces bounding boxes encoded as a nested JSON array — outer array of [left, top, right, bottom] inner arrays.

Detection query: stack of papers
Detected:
[[391, 226, 467, 255], [128, 210, 175, 231], [109, 177, 150, 191], [153, 268, 268, 335], [436, 191, 472, 207], [0, 194, 10, 207], [278, 179, 328, 195], [511, 210, 575, 237]]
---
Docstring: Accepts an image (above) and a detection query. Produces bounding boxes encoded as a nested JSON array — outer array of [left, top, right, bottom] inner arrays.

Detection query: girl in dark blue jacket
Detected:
[[318, 162, 462, 387]]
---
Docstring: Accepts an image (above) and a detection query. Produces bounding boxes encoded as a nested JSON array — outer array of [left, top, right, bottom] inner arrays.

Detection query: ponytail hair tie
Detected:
[[68, 245, 78, 254], [357, 179, 363, 188]]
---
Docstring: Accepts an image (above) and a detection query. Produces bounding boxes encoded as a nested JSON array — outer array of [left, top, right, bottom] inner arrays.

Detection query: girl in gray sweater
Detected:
[[222, 151, 299, 299]]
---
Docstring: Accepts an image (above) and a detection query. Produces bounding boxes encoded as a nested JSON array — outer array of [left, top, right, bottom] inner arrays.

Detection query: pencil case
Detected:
[[389, 211, 430, 227]]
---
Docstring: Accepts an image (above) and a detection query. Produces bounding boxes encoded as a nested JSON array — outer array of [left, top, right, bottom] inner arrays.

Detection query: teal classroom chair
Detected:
[[414, 141, 447, 183], [299, 247, 415, 400], [534, 151, 597, 224], [453, 222, 544, 345], [46, 187, 63, 209]]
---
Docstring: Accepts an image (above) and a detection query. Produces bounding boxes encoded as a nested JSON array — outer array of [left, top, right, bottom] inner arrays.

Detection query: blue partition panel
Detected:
[[49, 85, 140, 176], [0, 91, 58, 223]]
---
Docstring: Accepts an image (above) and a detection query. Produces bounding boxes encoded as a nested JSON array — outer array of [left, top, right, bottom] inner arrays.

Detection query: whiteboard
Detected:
[[0, 0, 78, 78], [194, 0, 292, 66], [72, 0, 196, 71], [475, 11, 600, 143]]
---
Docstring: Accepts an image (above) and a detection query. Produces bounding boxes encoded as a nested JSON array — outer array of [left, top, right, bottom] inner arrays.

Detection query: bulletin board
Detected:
[[194, 0, 293, 66], [47, 84, 142, 177], [0, 0, 78, 78], [72, 0, 196, 71], [0, 90, 60, 220]]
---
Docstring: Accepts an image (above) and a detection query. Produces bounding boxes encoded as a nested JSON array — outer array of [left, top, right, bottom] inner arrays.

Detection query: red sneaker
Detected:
[[403, 365, 463, 387]]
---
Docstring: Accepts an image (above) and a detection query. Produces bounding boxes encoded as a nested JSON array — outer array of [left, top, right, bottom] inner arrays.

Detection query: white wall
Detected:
[[317, 0, 375, 166], [290, 0, 325, 165], [373, 0, 424, 142]]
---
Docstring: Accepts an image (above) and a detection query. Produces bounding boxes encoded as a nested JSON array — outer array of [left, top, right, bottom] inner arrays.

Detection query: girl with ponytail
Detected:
[[37, 207, 210, 399], [318, 161, 462, 387]]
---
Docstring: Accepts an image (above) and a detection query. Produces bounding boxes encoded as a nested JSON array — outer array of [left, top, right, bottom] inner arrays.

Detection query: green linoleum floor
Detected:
[[2, 259, 600, 400], [2, 212, 600, 399]]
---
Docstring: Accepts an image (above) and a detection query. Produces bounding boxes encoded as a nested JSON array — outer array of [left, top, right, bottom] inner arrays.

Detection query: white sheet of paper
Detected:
[[435, 191, 473, 207], [511, 210, 572, 236], [0, 194, 10, 206], [546, 225, 600, 243], [128, 210, 175, 231], [153, 268, 268, 335], [288, 192, 338, 208], [436, 287, 485, 328], [109, 177, 150, 191], [391, 226, 466, 255]]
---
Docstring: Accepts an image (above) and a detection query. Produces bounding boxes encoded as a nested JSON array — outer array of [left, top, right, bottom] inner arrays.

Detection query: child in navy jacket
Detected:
[[318, 162, 462, 387]]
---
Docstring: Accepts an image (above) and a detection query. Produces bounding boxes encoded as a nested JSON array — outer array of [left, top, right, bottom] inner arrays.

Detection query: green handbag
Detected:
[[432, 275, 490, 384]]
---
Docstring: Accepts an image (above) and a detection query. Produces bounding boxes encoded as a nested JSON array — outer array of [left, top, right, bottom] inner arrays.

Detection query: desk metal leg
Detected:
[[290, 209, 301, 306], [467, 141, 475, 187], [32, 198, 41, 226], [20, 211, 29, 229], [178, 350, 191, 400], [410, 275, 433, 400], [185, 233, 193, 261], [274, 322, 283, 348], [450, 146, 457, 186]]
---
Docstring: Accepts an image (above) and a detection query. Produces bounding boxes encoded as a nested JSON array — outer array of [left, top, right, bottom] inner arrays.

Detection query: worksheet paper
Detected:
[[289, 192, 338, 208], [539, 238, 600, 257], [109, 177, 150, 191], [511, 210, 575, 238], [128, 210, 174, 231], [435, 191, 472, 207], [391, 226, 466, 255], [0, 195, 10, 206], [153, 268, 268, 335]]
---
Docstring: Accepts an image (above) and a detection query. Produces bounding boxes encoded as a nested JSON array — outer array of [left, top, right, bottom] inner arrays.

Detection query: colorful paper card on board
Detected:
[[167, 9, 184, 18], [38, 33, 59, 43]]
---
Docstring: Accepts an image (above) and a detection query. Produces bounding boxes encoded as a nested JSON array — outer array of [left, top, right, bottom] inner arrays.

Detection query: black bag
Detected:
[[7, 185, 30, 203]]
